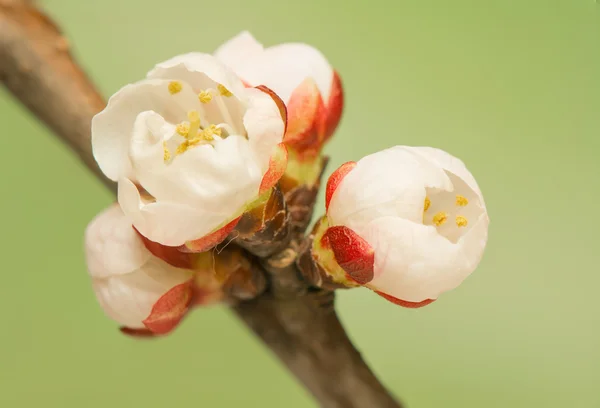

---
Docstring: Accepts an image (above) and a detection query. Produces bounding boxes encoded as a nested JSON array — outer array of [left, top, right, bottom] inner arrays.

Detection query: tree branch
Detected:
[[235, 249, 401, 408], [0, 2, 402, 407], [0, 0, 114, 193]]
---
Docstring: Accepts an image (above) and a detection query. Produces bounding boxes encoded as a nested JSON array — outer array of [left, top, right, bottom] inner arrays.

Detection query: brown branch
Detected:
[[235, 249, 401, 408], [0, 2, 402, 407], [0, 0, 115, 193]]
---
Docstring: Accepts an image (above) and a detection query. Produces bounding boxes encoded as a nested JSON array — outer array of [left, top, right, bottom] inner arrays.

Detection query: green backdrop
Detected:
[[1, 0, 598, 407]]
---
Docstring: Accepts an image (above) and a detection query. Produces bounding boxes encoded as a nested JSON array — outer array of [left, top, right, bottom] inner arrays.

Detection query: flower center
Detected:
[[162, 82, 243, 163], [421, 174, 483, 243]]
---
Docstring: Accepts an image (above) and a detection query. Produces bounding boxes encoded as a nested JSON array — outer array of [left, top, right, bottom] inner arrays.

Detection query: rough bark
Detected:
[[0, 2, 402, 407], [0, 0, 114, 193]]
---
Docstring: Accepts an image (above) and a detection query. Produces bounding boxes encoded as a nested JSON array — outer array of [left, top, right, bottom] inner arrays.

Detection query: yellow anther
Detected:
[[217, 84, 233, 97], [203, 124, 222, 140], [187, 137, 202, 147], [456, 195, 469, 206], [198, 90, 213, 103], [176, 122, 190, 137], [163, 142, 171, 162], [456, 216, 468, 228], [176, 141, 190, 155], [433, 212, 448, 226], [201, 130, 215, 142], [424, 197, 431, 212], [168, 81, 183, 95]]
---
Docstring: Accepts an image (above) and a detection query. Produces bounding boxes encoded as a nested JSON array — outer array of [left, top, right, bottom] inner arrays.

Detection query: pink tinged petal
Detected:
[[284, 77, 324, 156], [142, 280, 194, 335], [374, 291, 436, 309], [91, 257, 194, 329], [243, 87, 286, 172], [91, 79, 200, 182], [181, 216, 241, 253], [255, 85, 288, 133], [215, 33, 339, 156], [326, 226, 375, 285], [85, 205, 151, 279], [325, 161, 357, 212], [321, 71, 344, 141], [259, 143, 288, 195], [284, 73, 343, 156], [220, 41, 334, 103], [134, 228, 194, 269]]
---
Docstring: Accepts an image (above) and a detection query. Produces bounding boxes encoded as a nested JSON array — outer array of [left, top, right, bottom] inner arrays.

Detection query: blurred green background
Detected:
[[1, 0, 598, 407]]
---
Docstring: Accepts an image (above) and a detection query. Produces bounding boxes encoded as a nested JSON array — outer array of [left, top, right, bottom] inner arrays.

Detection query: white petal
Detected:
[[147, 53, 246, 99], [92, 79, 200, 181], [92, 257, 193, 328], [214, 31, 265, 71], [408, 146, 486, 210], [243, 87, 286, 170], [328, 146, 452, 232], [119, 178, 232, 247], [215, 35, 334, 103], [84, 205, 150, 279], [148, 53, 250, 136], [119, 134, 263, 246], [361, 215, 489, 302]]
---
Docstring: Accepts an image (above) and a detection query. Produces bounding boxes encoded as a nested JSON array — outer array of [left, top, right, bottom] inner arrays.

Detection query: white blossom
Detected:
[[92, 54, 285, 247], [326, 146, 489, 303], [215, 31, 343, 156], [85, 205, 193, 329]]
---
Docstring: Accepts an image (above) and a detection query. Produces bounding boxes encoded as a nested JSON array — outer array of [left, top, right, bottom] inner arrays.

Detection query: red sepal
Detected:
[[326, 225, 374, 285]]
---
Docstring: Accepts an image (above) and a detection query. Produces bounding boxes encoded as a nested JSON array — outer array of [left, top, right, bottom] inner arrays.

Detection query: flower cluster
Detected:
[[87, 32, 341, 334], [85, 31, 489, 335]]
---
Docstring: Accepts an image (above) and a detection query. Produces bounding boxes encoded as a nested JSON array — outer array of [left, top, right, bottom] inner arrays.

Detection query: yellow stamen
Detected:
[[187, 138, 202, 147], [163, 142, 171, 162], [187, 110, 201, 139], [456, 215, 468, 227], [201, 131, 214, 142], [198, 90, 212, 103], [217, 84, 233, 97], [424, 197, 431, 212], [168, 81, 182, 95], [202, 124, 222, 140], [433, 212, 448, 226], [176, 122, 190, 137], [176, 141, 190, 155], [456, 195, 469, 206]]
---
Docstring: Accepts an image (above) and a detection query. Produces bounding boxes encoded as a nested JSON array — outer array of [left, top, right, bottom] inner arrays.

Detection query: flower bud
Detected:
[[215, 31, 343, 160], [85, 205, 195, 335], [309, 146, 489, 307]]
